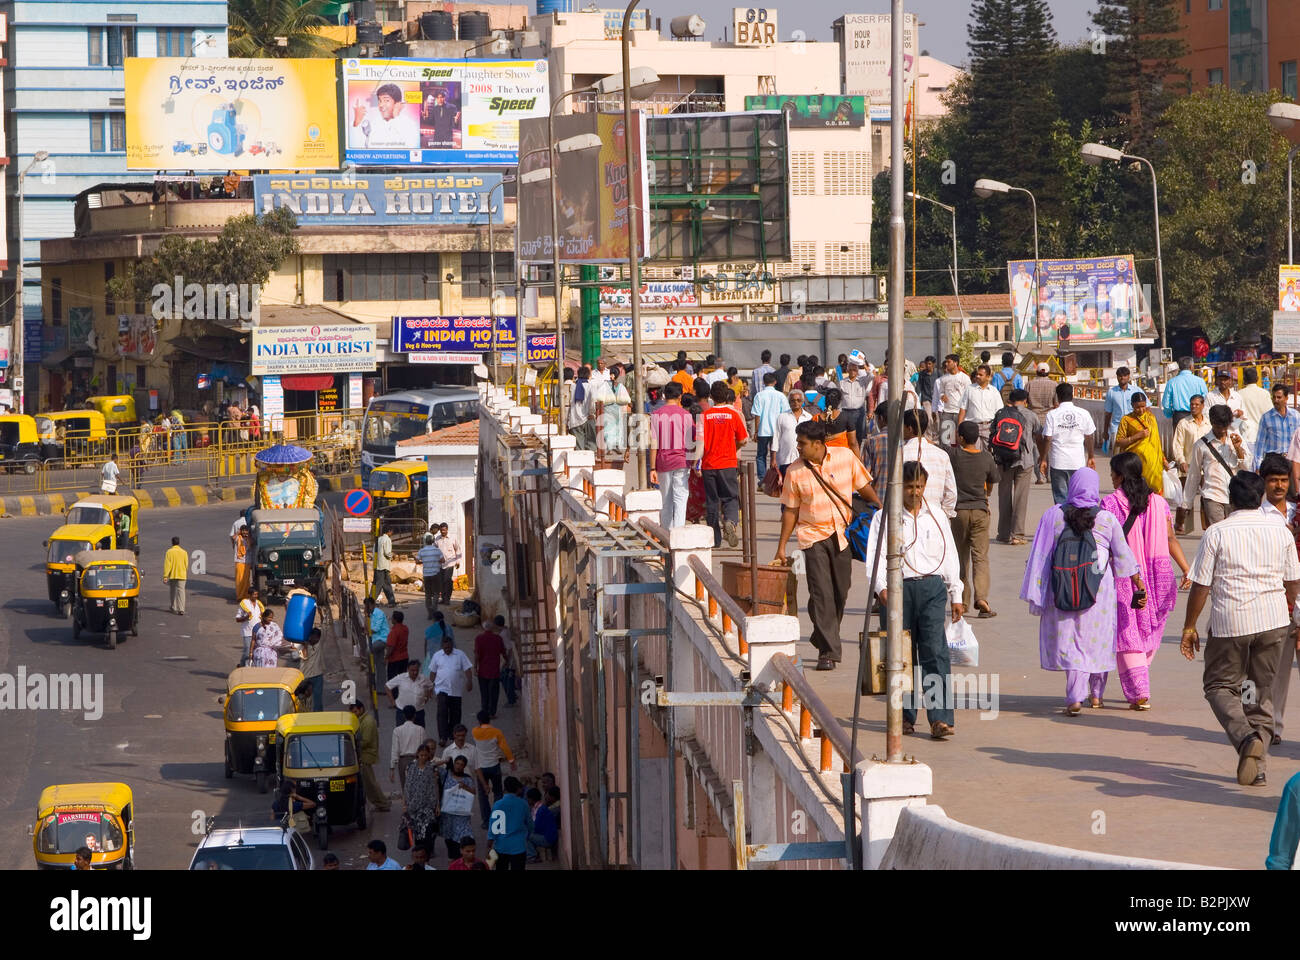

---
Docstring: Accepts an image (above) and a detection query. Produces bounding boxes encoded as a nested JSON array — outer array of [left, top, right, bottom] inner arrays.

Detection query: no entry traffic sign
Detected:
[[344, 488, 373, 516]]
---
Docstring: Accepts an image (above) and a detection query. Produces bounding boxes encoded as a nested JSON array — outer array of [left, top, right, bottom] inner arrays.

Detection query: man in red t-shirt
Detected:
[[386, 610, 410, 681], [699, 380, 748, 547], [474, 622, 508, 717]]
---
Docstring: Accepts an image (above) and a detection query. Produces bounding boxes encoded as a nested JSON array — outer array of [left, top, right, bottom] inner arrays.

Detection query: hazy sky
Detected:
[[655, 0, 1096, 66]]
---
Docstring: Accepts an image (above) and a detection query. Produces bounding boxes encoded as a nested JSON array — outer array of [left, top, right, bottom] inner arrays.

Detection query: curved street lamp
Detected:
[[973, 178, 1038, 347], [1267, 102, 1300, 264]]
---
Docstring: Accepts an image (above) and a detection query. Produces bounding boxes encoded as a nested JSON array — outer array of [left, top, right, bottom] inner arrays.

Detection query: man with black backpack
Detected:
[[948, 420, 999, 617], [991, 389, 1040, 545]]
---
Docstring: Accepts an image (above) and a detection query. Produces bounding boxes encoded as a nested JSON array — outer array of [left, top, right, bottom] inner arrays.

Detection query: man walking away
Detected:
[[350, 701, 392, 813], [751, 349, 775, 399], [649, 381, 696, 528], [1182, 472, 1300, 787], [1172, 394, 1210, 534], [990, 351, 1023, 403], [434, 522, 460, 605], [992, 389, 1038, 545], [1161, 356, 1209, 430], [1038, 382, 1096, 505], [750, 372, 790, 477], [428, 634, 473, 745], [474, 618, 507, 717], [1026, 364, 1058, 482], [864, 461, 965, 739], [385, 610, 410, 681], [489, 777, 531, 871], [948, 420, 999, 617], [1239, 367, 1274, 434], [569, 365, 595, 450], [472, 709, 516, 829], [1184, 403, 1248, 529], [373, 529, 395, 606], [301, 627, 325, 709], [773, 420, 880, 671], [416, 533, 444, 618], [100, 453, 120, 494], [390, 704, 427, 790], [700, 381, 747, 548], [164, 536, 188, 615]]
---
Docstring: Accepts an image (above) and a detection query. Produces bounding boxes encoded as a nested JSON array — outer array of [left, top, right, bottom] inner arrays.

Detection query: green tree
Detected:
[[1090, 0, 1190, 150], [1150, 87, 1289, 342], [228, 0, 338, 58]]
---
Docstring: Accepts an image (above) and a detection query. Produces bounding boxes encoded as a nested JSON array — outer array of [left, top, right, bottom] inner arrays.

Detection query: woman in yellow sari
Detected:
[[1113, 392, 1165, 494]]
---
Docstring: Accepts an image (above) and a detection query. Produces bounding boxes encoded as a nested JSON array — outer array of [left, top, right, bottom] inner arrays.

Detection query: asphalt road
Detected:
[[0, 501, 378, 870]]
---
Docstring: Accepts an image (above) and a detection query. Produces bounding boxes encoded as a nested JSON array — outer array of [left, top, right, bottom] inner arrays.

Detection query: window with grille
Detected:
[[323, 253, 442, 302], [823, 151, 870, 196], [107, 26, 135, 66], [460, 252, 515, 299], [790, 151, 816, 195]]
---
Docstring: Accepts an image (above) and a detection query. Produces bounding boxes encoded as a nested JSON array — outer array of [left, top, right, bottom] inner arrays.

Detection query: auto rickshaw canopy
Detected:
[[84, 395, 137, 426], [38, 409, 108, 440], [37, 782, 133, 820], [368, 459, 427, 497], [227, 667, 305, 695], [0, 414, 39, 445], [48, 524, 117, 563], [275, 711, 358, 738], [75, 549, 139, 570]]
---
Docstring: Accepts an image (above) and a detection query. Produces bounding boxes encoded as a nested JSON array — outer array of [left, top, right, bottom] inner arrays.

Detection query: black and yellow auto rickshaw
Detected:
[[367, 459, 428, 517], [31, 782, 135, 869], [71, 550, 140, 649], [85, 394, 138, 435], [275, 712, 365, 849], [36, 409, 109, 463], [44, 523, 117, 617], [223, 667, 305, 793], [65, 494, 140, 554], [0, 414, 42, 473]]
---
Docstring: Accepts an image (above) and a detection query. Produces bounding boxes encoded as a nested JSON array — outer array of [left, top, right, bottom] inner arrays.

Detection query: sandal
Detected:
[[1065, 702, 1083, 716], [976, 603, 997, 618], [1129, 698, 1151, 711], [1009, 537, 1028, 545], [1088, 696, 1103, 709], [902, 721, 915, 735]]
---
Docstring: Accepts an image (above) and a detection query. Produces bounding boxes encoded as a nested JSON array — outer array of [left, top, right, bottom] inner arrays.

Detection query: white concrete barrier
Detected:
[[880, 804, 1219, 870]]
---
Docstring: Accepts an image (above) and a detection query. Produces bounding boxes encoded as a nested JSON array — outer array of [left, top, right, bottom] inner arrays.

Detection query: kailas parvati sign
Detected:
[[251, 324, 377, 375], [254, 173, 506, 226]]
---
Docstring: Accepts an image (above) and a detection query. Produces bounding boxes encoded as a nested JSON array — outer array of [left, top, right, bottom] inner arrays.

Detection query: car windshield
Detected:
[[368, 471, 409, 494], [255, 521, 320, 541], [83, 566, 138, 591], [191, 844, 293, 870], [286, 732, 355, 769], [67, 506, 112, 526], [36, 811, 124, 855], [49, 540, 92, 563], [363, 409, 428, 447], [227, 687, 294, 722]]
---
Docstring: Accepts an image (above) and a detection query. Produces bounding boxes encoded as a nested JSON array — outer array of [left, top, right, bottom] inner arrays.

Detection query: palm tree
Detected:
[[228, 0, 339, 58]]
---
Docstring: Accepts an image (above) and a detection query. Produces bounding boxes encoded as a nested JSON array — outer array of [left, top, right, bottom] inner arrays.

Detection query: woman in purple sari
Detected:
[[1020, 468, 1146, 715], [1100, 453, 1191, 709]]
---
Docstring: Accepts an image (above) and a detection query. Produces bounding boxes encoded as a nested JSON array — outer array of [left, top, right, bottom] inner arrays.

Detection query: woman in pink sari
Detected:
[[1100, 452, 1192, 709]]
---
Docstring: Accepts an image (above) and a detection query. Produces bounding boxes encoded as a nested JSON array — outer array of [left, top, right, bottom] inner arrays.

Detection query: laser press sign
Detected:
[[392, 316, 519, 360]]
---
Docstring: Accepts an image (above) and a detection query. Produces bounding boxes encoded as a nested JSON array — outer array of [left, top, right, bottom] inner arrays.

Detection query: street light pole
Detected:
[[972, 178, 1038, 350], [906, 191, 965, 334], [1289, 146, 1299, 265], [622, 0, 646, 487], [485, 175, 512, 388], [10, 151, 49, 413]]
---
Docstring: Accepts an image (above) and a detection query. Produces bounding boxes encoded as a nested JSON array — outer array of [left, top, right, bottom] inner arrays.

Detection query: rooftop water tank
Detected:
[[420, 10, 455, 40], [458, 11, 491, 40]]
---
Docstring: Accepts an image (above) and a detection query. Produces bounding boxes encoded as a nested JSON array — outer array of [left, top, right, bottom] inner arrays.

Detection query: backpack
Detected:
[[989, 408, 1024, 468], [1051, 509, 1104, 612]]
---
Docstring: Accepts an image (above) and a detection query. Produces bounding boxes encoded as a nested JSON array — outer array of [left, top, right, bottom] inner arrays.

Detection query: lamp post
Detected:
[[485, 174, 514, 388], [10, 150, 50, 413], [1267, 102, 1300, 264], [906, 190, 965, 335], [1080, 142, 1167, 351], [973, 177, 1039, 348]]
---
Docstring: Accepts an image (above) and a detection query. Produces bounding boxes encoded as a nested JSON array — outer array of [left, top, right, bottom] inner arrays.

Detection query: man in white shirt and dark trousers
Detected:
[[864, 461, 965, 739], [932, 354, 970, 446], [434, 522, 461, 605], [1182, 472, 1300, 787], [428, 633, 473, 745], [1183, 404, 1249, 529], [1038, 382, 1096, 505], [958, 363, 1004, 449], [389, 705, 427, 790]]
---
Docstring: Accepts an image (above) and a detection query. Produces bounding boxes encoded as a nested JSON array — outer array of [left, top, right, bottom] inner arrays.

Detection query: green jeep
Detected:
[[248, 508, 326, 601]]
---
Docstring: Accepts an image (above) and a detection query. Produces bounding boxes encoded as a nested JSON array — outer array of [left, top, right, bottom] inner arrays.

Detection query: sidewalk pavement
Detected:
[[723, 456, 1292, 869]]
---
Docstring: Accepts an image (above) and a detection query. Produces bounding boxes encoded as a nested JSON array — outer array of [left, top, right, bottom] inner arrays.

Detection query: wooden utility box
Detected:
[[721, 560, 793, 616], [861, 629, 913, 695]]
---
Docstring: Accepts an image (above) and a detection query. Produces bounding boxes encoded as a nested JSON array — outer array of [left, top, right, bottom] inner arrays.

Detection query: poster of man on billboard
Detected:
[[1006, 256, 1155, 342]]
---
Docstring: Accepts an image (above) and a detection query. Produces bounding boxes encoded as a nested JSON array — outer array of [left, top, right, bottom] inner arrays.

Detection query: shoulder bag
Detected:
[[1200, 433, 1237, 477], [801, 457, 873, 562]]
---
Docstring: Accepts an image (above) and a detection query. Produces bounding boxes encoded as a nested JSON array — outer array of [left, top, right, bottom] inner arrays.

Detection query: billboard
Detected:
[[744, 95, 866, 128], [250, 324, 377, 375], [1279, 265, 1300, 310], [341, 58, 548, 165], [1006, 256, 1156, 342], [524, 333, 558, 365], [598, 281, 699, 311], [254, 172, 505, 226], [124, 58, 339, 170], [601, 314, 736, 342], [698, 262, 778, 306], [602, 8, 648, 37], [518, 111, 650, 263], [392, 315, 518, 356], [733, 7, 778, 45], [838, 13, 918, 121]]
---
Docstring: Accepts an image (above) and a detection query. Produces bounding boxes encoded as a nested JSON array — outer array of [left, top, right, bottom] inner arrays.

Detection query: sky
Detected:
[[646, 0, 1096, 66]]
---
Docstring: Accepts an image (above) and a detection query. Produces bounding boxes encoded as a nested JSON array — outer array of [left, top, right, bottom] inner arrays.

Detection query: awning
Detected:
[[280, 373, 336, 392], [169, 336, 247, 363], [40, 350, 74, 368]]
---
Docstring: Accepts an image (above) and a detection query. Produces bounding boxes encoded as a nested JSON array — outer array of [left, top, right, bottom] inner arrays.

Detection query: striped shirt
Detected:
[[902, 437, 958, 518], [1188, 510, 1300, 637]]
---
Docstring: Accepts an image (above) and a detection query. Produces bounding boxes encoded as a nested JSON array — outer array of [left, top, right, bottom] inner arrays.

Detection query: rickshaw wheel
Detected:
[[224, 755, 233, 779], [108, 627, 117, 651], [72, 618, 81, 640], [60, 600, 70, 619], [22, 460, 36, 475], [316, 823, 329, 850], [256, 771, 268, 793]]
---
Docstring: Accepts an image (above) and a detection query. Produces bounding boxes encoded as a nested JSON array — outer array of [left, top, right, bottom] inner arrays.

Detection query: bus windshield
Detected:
[[363, 403, 430, 454]]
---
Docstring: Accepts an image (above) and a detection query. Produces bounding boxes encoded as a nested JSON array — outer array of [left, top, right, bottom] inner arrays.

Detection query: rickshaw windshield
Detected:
[[368, 471, 408, 494], [35, 416, 54, 434], [67, 506, 112, 526], [49, 541, 92, 563], [255, 521, 320, 541], [191, 845, 293, 870], [287, 732, 355, 769], [83, 566, 139, 591], [36, 811, 124, 854], [227, 687, 294, 722]]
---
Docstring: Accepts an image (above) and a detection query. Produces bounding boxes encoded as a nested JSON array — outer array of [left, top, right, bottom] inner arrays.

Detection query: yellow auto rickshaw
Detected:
[[66, 494, 140, 554], [71, 549, 140, 650], [0, 413, 42, 473], [275, 712, 365, 850], [223, 667, 305, 793], [44, 523, 118, 616], [85, 394, 138, 434], [367, 459, 429, 517], [32, 782, 135, 870], [37, 409, 109, 463]]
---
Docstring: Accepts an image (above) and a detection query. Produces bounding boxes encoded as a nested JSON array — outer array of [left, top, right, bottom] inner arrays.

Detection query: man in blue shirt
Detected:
[[750, 349, 775, 399], [990, 351, 1023, 397], [489, 776, 532, 870], [1252, 383, 1300, 471], [750, 372, 791, 476], [415, 533, 444, 618], [365, 597, 389, 659], [1161, 356, 1208, 429], [366, 839, 402, 870], [1102, 366, 1141, 452]]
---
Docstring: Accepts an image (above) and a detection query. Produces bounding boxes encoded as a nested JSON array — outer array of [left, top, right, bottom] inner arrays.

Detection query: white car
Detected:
[[189, 823, 315, 870]]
